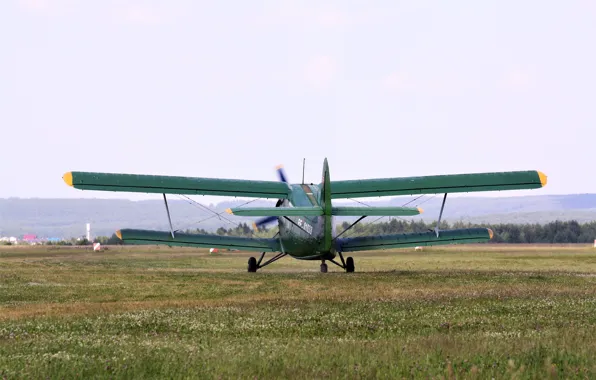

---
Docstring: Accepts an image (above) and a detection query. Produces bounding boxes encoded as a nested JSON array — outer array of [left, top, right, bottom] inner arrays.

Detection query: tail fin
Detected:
[[320, 158, 332, 251]]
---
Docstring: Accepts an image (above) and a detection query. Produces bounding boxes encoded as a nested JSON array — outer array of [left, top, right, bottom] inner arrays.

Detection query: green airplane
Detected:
[[63, 159, 547, 273]]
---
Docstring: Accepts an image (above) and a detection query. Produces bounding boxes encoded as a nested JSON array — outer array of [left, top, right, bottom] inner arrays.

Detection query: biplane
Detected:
[[63, 159, 546, 273]]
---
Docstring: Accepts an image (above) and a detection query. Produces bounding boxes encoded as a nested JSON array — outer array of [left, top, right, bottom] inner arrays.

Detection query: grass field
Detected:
[[2, 244, 596, 378]]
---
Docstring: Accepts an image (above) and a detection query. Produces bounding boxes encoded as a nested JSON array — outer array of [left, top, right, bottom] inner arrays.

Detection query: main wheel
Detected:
[[346, 257, 355, 273], [320, 262, 328, 273], [248, 257, 258, 272]]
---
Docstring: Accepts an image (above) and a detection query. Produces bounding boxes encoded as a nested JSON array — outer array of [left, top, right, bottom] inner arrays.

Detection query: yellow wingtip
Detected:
[[253, 222, 258, 230], [63, 172, 73, 187], [417, 207, 424, 214], [275, 164, 284, 170], [537, 171, 548, 187], [115, 230, 122, 240], [488, 228, 494, 240], [225, 208, 233, 215]]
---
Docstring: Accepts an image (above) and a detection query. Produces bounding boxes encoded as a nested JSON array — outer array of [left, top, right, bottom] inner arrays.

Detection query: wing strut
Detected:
[[163, 193, 175, 239], [435, 193, 447, 237], [332, 216, 367, 242]]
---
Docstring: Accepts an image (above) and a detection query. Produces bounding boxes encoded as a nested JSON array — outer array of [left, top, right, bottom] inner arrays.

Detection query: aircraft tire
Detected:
[[346, 257, 355, 273], [248, 257, 258, 272], [320, 263, 328, 273]]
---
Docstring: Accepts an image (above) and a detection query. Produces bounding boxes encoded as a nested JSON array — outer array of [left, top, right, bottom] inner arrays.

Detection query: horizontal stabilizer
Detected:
[[331, 206, 422, 216], [116, 229, 281, 252], [227, 207, 323, 217], [331, 170, 547, 198], [338, 228, 493, 252], [227, 206, 422, 217], [63, 172, 290, 199]]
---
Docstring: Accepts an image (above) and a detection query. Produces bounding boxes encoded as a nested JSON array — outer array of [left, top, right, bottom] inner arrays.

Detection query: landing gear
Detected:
[[248, 252, 355, 273], [320, 262, 328, 273], [327, 252, 356, 273], [247, 251, 288, 272], [345, 256, 355, 273]]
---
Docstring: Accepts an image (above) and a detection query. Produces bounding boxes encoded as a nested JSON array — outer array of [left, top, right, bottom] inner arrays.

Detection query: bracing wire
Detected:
[[400, 194, 425, 207], [341, 194, 433, 238], [173, 196, 266, 233], [169, 195, 279, 246], [416, 194, 437, 207]]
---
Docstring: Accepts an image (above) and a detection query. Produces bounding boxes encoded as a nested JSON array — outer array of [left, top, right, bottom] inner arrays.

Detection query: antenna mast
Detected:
[[302, 158, 305, 184]]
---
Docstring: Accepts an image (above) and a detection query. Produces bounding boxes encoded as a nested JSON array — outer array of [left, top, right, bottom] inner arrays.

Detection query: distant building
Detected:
[[22, 234, 37, 243]]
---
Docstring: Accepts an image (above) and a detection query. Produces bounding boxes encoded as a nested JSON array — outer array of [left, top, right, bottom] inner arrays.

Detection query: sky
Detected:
[[1, 0, 595, 204]]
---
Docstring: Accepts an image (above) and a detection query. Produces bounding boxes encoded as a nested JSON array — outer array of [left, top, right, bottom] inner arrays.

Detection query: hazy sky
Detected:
[[1, 0, 595, 203]]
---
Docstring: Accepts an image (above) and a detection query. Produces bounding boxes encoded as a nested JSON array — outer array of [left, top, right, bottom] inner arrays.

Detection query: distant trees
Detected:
[[187, 223, 277, 238], [41, 234, 122, 246], [338, 219, 596, 244], [186, 219, 596, 244], [33, 220, 596, 245], [93, 234, 122, 245], [44, 237, 93, 246]]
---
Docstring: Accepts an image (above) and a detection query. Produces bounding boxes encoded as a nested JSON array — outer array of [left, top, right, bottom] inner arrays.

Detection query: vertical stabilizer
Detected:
[[320, 158, 332, 251]]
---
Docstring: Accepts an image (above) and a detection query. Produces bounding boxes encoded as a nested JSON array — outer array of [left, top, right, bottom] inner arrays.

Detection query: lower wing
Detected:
[[116, 229, 281, 252], [337, 228, 492, 252]]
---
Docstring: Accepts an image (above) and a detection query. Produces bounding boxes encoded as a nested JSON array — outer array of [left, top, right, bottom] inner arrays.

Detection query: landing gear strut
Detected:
[[247, 251, 287, 272], [327, 252, 355, 273]]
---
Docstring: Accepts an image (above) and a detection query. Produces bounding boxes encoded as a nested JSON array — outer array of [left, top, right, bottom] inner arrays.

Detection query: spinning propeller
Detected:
[[253, 165, 288, 230]]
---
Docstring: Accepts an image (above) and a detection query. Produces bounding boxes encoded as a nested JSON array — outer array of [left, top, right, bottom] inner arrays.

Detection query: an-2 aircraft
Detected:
[[63, 159, 547, 273]]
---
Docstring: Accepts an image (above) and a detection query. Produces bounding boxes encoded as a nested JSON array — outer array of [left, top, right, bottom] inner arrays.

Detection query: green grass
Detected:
[[1, 244, 596, 378]]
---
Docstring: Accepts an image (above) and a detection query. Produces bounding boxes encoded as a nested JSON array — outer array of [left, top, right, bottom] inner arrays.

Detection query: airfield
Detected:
[[1, 244, 595, 378]]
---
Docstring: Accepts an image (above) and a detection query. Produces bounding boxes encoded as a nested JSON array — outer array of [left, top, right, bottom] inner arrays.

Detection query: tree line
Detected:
[[338, 219, 596, 244], [43, 220, 596, 245], [184, 219, 596, 244]]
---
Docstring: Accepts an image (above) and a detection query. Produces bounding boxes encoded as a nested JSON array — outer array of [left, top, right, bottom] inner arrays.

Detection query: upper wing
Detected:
[[331, 170, 546, 199], [63, 171, 289, 199], [116, 229, 281, 252], [338, 228, 492, 252]]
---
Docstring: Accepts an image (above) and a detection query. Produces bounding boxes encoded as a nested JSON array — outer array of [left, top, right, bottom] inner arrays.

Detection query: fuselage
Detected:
[[277, 183, 335, 260], [277, 159, 335, 261]]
